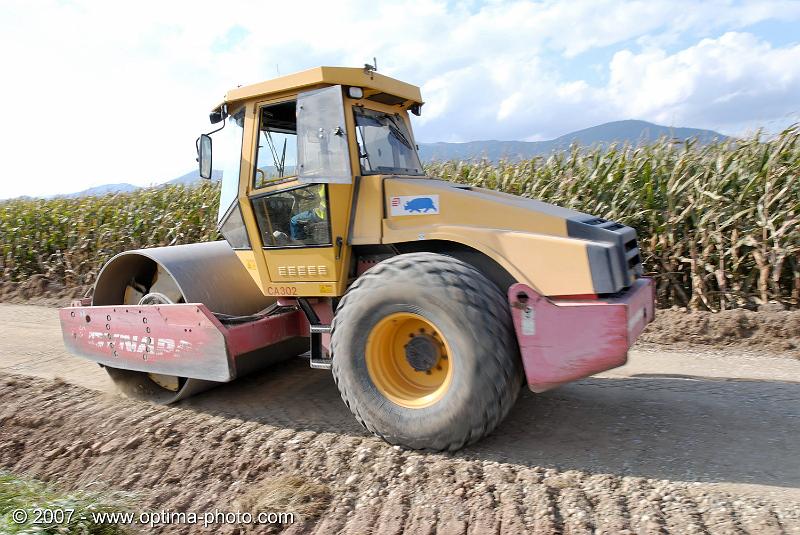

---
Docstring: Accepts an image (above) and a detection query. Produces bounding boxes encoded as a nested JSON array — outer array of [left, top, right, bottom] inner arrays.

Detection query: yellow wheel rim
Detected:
[[365, 312, 453, 409]]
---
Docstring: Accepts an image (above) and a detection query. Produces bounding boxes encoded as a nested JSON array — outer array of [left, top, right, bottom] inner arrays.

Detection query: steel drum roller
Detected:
[[91, 241, 293, 403]]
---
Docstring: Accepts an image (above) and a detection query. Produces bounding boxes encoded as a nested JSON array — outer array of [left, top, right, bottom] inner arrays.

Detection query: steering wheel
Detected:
[[294, 189, 318, 201]]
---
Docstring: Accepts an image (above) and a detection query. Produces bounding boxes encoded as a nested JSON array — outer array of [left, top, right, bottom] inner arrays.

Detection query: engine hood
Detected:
[[381, 178, 642, 295]]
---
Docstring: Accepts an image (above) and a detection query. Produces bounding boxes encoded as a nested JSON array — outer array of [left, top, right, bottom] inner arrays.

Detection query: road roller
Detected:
[[60, 65, 655, 450]]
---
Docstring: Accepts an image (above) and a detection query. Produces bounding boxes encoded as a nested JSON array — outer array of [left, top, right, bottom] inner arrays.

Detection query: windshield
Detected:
[[354, 108, 423, 175], [217, 108, 245, 223]]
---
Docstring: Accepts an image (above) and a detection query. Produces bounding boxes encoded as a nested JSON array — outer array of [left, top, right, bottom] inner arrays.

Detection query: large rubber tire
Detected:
[[331, 252, 524, 451]]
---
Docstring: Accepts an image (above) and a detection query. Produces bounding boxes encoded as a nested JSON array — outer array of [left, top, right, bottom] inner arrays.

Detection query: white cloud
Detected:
[[606, 32, 800, 132], [0, 0, 798, 198], [430, 30, 800, 142]]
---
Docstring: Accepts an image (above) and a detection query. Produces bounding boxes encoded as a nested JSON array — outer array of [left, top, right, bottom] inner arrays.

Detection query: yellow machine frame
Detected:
[[217, 66, 608, 299]]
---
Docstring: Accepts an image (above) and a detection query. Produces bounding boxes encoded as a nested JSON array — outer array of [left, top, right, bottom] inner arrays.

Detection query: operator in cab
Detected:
[[290, 185, 327, 240]]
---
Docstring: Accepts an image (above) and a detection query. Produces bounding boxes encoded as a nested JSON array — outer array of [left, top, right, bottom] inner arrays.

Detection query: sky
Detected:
[[0, 0, 799, 198]]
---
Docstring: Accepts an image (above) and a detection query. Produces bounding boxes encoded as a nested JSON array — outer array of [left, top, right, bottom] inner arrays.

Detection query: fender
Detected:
[[383, 224, 595, 296]]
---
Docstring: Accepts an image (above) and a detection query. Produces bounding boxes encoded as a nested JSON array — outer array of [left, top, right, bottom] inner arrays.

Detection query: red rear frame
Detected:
[[59, 304, 308, 382]]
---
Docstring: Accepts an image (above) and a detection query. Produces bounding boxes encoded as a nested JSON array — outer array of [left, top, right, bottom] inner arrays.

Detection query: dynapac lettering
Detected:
[[87, 332, 191, 355]]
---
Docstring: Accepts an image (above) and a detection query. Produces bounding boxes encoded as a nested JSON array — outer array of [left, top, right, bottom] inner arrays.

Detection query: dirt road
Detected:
[[1, 303, 799, 534]]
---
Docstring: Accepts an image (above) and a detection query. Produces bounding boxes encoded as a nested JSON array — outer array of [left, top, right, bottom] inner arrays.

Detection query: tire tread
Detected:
[[331, 253, 523, 451]]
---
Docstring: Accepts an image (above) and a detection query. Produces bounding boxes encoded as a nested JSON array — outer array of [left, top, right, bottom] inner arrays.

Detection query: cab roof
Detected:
[[221, 66, 423, 108]]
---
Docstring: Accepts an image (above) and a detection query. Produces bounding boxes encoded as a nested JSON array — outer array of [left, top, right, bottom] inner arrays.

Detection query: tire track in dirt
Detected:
[[1, 374, 799, 534]]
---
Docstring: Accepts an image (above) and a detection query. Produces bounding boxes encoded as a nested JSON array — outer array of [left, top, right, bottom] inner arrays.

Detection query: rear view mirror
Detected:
[[197, 134, 212, 179]]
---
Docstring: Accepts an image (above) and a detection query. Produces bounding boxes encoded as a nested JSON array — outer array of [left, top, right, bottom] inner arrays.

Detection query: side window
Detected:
[[251, 184, 331, 247], [218, 204, 250, 250], [254, 101, 297, 189], [217, 108, 246, 222]]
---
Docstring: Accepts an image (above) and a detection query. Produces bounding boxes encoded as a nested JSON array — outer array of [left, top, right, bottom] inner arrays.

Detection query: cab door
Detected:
[[245, 86, 353, 297]]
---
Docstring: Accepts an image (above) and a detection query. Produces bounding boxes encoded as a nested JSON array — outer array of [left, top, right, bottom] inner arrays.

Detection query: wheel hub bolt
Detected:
[[404, 335, 439, 372]]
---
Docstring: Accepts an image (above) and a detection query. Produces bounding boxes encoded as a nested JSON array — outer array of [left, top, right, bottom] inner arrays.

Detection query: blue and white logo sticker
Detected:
[[390, 195, 440, 216]]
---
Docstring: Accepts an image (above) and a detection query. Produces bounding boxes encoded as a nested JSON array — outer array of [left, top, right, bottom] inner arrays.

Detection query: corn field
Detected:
[[430, 126, 800, 311], [1, 183, 221, 292], [1, 127, 798, 310]]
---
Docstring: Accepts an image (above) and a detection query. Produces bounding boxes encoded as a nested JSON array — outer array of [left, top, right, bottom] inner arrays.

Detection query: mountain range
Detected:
[[55, 120, 726, 198], [418, 120, 726, 161], [59, 170, 223, 198]]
